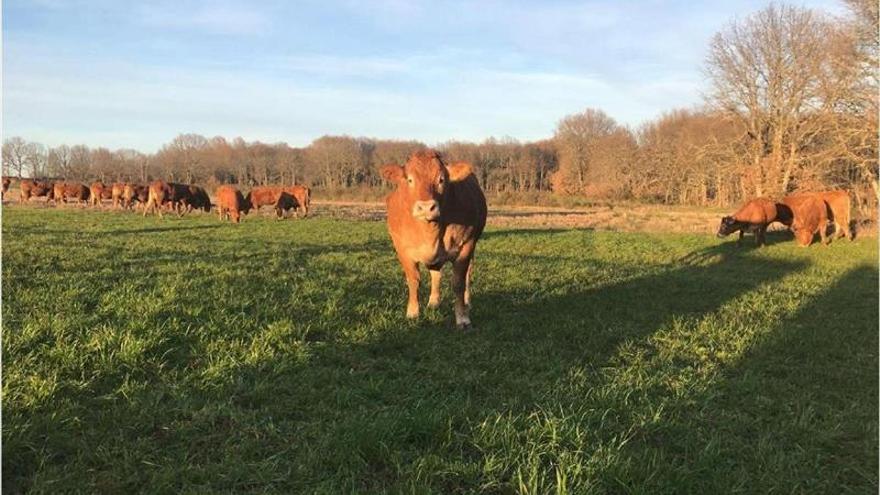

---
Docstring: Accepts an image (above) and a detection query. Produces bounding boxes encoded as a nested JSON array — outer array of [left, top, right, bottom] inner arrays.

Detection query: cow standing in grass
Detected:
[[381, 150, 487, 330], [215, 185, 250, 223], [144, 180, 186, 217], [781, 195, 829, 247], [2, 177, 11, 200], [716, 197, 778, 247], [19, 179, 53, 203], [247, 185, 310, 218]]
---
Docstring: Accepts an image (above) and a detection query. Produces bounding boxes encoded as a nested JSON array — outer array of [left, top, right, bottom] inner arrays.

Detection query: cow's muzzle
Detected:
[[412, 200, 440, 222]]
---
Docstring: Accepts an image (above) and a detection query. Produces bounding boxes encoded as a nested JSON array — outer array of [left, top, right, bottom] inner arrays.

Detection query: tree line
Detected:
[[3, 1, 876, 213]]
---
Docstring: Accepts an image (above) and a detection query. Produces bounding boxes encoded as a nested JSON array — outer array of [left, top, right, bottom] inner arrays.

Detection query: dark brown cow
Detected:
[[2, 177, 11, 200], [54, 182, 90, 205], [285, 185, 311, 217], [185, 185, 212, 213], [215, 185, 250, 223], [381, 150, 487, 329], [717, 197, 778, 246], [19, 179, 54, 203], [785, 195, 829, 247]]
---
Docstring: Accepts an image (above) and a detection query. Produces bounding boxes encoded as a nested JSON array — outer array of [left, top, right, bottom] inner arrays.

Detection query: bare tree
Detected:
[[3, 137, 32, 177]]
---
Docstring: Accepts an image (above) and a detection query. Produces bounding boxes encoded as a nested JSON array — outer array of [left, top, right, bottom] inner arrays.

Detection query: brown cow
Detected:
[[778, 190, 852, 242], [143, 181, 193, 217], [89, 181, 107, 207], [717, 197, 778, 247], [122, 183, 148, 209], [19, 179, 54, 203], [215, 185, 250, 223], [381, 150, 487, 329], [786, 195, 829, 247], [53, 182, 90, 205], [247, 185, 310, 218], [110, 183, 126, 208], [2, 177, 11, 200]]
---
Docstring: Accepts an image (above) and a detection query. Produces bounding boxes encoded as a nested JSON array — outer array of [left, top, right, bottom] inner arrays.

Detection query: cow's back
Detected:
[[734, 197, 777, 225]]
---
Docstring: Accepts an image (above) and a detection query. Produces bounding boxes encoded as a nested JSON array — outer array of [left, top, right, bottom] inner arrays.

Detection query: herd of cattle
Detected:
[[3, 177, 310, 223], [0, 150, 861, 328], [717, 190, 853, 247]]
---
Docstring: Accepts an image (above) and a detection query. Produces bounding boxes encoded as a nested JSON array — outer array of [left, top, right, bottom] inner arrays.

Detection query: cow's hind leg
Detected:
[[464, 261, 473, 307], [452, 257, 472, 330], [756, 225, 767, 247], [428, 269, 441, 308]]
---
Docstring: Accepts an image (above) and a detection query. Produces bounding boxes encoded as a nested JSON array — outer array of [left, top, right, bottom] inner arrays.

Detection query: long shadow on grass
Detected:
[[265, 236, 811, 492], [611, 264, 879, 493], [0, 229, 814, 493]]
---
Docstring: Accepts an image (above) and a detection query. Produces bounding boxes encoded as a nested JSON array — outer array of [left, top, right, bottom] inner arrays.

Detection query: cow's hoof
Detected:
[[427, 299, 440, 309], [456, 322, 473, 331]]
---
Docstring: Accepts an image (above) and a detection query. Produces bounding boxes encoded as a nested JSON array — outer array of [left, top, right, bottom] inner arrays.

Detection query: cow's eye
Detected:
[[406, 177, 413, 185], [438, 177, 444, 185]]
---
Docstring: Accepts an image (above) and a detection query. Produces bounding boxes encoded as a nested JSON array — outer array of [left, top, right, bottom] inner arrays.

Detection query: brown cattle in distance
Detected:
[[2, 177, 11, 200], [185, 185, 212, 213], [110, 183, 126, 208], [381, 150, 487, 330], [247, 185, 311, 218], [89, 181, 108, 207], [54, 182, 90, 205], [717, 197, 778, 246], [122, 183, 148, 210], [19, 179, 54, 203], [143, 180, 187, 217], [215, 185, 250, 223], [784, 195, 829, 247]]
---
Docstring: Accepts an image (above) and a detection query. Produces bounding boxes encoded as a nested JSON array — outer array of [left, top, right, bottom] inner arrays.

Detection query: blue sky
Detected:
[[3, 0, 845, 152]]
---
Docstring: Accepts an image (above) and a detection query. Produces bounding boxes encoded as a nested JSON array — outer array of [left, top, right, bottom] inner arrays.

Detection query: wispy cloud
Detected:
[[136, 2, 271, 35]]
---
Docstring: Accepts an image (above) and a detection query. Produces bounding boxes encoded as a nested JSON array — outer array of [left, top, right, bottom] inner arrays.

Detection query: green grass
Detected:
[[3, 206, 877, 494]]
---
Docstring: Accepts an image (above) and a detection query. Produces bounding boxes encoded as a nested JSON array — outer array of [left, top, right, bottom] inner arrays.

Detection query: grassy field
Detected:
[[3, 206, 877, 493]]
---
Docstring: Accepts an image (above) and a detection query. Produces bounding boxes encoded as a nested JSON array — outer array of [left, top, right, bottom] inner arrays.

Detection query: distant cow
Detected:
[[717, 197, 778, 247], [185, 185, 212, 213], [2, 177, 11, 200], [89, 181, 108, 207], [54, 182, 90, 205], [143, 180, 189, 217], [247, 185, 310, 218], [122, 183, 148, 209], [215, 185, 250, 223], [110, 183, 126, 208], [19, 179, 54, 203], [381, 150, 487, 329], [784, 195, 829, 247]]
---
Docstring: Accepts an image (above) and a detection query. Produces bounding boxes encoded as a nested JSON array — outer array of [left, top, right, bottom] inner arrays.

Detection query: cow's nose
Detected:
[[413, 200, 439, 220]]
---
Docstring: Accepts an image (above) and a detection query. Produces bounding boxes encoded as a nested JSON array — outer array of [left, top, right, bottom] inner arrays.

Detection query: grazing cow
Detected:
[[215, 185, 250, 223], [143, 180, 188, 217], [19, 179, 54, 203], [89, 181, 108, 207], [381, 150, 487, 329], [122, 183, 148, 209], [778, 190, 852, 242], [786, 195, 829, 247], [53, 182, 90, 205], [247, 185, 311, 218], [110, 183, 126, 208], [285, 185, 311, 217], [2, 177, 11, 200], [185, 185, 212, 213], [717, 197, 778, 246]]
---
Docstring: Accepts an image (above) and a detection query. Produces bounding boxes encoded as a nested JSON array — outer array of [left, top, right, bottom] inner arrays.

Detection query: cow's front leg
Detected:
[[452, 257, 472, 330], [398, 256, 420, 318], [428, 269, 441, 308]]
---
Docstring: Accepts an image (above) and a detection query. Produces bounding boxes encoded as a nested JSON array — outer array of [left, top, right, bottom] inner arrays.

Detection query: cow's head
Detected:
[[380, 150, 472, 223], [792, 217, 813, 246], [716, 216, 741, 238]]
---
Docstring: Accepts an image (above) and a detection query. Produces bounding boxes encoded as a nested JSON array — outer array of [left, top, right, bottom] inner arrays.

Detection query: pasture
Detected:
[[3, 205, 877, 493]]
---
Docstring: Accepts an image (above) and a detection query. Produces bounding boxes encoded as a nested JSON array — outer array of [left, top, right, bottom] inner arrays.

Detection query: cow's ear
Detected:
[[446, 161, 473, 182], [380, 165, 405, 182]]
